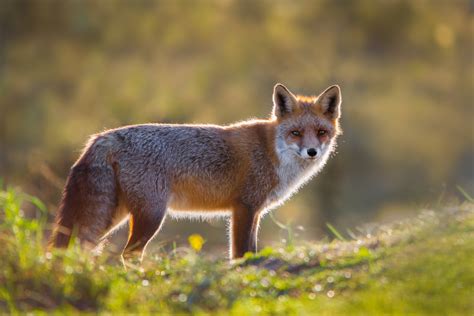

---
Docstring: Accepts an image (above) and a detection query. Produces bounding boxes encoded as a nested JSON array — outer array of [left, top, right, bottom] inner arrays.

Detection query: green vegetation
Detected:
[[1, 188, 472, 314]]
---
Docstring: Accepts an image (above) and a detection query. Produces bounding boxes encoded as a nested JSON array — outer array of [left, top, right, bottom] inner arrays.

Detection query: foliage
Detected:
[[1, 188, 472, 314]]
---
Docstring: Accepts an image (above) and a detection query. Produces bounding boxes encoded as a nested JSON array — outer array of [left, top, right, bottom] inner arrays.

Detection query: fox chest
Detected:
[[265, 160, 315, 208]]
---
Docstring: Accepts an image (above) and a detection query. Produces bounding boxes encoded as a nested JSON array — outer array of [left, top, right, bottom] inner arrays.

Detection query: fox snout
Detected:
[[307, 148, 317, 157], [299, 146, 321, 159]]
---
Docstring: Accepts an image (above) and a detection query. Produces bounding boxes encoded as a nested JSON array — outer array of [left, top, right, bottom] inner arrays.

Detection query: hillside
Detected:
[[0, 188, 473, 314]]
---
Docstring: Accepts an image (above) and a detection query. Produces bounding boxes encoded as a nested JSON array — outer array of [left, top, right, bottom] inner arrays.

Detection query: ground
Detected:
[[0, 188, 473, 315]]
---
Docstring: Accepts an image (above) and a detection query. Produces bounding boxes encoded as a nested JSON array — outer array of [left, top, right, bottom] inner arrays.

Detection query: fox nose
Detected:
[[307, 148, 317, 157]]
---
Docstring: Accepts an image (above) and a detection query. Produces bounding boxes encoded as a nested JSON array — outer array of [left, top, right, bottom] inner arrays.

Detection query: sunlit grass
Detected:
[[0, 188, 473, 314]]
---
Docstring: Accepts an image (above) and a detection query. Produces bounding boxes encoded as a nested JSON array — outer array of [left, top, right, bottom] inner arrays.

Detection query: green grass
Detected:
[[0, 188, 473, 315]]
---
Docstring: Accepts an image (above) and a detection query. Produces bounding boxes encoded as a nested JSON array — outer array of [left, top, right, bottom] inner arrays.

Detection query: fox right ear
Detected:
[[318, 85, 342, 120], [272, 84, 298, 118]]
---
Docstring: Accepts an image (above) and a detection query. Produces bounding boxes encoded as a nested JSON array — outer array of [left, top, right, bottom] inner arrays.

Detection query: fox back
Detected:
[[49, 83, 342, 260]]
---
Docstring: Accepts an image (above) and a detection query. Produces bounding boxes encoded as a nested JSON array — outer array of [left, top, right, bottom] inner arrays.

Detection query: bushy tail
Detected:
[[48, 167, 85, 248], [48, 135, 119, 249]]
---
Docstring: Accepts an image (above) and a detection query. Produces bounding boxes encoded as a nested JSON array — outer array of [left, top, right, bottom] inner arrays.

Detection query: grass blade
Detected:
[[456, 185, 473, 202], [326, 222, 347, 241]]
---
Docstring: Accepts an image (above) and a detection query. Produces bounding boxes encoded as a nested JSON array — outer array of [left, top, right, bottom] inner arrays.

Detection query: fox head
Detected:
[[272, 83, 342, 162]]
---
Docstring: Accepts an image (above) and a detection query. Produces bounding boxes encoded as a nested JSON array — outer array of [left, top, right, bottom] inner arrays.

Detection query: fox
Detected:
[[49, 83, 342, 260]]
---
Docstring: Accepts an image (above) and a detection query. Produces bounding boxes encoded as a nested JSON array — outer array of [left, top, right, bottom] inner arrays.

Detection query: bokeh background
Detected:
[[1, 0, 473, 252]]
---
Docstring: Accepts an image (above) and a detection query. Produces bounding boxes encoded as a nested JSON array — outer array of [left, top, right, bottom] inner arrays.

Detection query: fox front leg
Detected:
[[230, 206, 261, 259]]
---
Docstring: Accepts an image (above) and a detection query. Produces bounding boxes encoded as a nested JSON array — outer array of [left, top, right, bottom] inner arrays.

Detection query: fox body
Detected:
[[49, 84, 342, 259]]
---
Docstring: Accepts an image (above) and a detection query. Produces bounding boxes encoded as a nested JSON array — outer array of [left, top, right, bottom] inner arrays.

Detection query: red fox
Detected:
[[49, 84, 342, 260]]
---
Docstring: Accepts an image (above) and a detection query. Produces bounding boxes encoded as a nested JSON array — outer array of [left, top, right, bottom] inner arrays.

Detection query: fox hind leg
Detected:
[[120, 177, 169, 261], [122, 203, 167, 261], [93, 205, 131, 256]]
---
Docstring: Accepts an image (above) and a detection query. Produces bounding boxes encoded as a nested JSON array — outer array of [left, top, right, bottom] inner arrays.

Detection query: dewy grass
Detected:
[[0, 187, 473, 314]]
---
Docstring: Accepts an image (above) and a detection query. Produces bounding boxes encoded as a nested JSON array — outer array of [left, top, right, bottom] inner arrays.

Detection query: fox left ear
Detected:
[[272, 83, 298, 119], [318, 85, 342, 119]]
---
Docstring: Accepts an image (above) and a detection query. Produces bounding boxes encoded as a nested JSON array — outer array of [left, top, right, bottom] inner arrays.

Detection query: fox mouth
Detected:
[[294, 151, 318, 161], [278, 146, 319, 162]]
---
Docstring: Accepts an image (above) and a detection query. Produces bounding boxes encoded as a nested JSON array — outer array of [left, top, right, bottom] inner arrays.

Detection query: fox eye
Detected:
[[318, 130, 327, 136], [291, 130, 301, 136]]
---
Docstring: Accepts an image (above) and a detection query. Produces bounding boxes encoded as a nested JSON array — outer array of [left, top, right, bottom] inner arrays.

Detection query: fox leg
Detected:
[[94, 207, 130, 255], [231, 206, 261, 259], [117, 170, 170, 262], [122, 201, 167, 261]]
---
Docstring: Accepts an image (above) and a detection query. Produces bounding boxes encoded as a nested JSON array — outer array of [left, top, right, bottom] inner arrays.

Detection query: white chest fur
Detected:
[[265, 149, 330, 210]]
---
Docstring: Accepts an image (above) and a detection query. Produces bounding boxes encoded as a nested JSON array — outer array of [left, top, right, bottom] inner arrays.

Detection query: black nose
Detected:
[[307, 148, 317, 157]]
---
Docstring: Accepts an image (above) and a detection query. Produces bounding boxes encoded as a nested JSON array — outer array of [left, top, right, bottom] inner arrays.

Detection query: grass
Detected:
[[0, 187, 473, 315]]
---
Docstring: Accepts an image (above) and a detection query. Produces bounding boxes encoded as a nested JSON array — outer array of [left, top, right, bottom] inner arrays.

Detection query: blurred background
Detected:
[[0, 0, 473, 252]]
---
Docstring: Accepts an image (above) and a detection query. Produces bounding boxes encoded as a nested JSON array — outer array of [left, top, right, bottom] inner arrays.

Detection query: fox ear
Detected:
[[318, 85, 342, 119], [272, 83, 298, 118]]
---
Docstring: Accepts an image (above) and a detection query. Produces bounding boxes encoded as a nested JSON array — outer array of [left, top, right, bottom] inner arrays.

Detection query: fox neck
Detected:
[[265, 135, 332, 210]]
